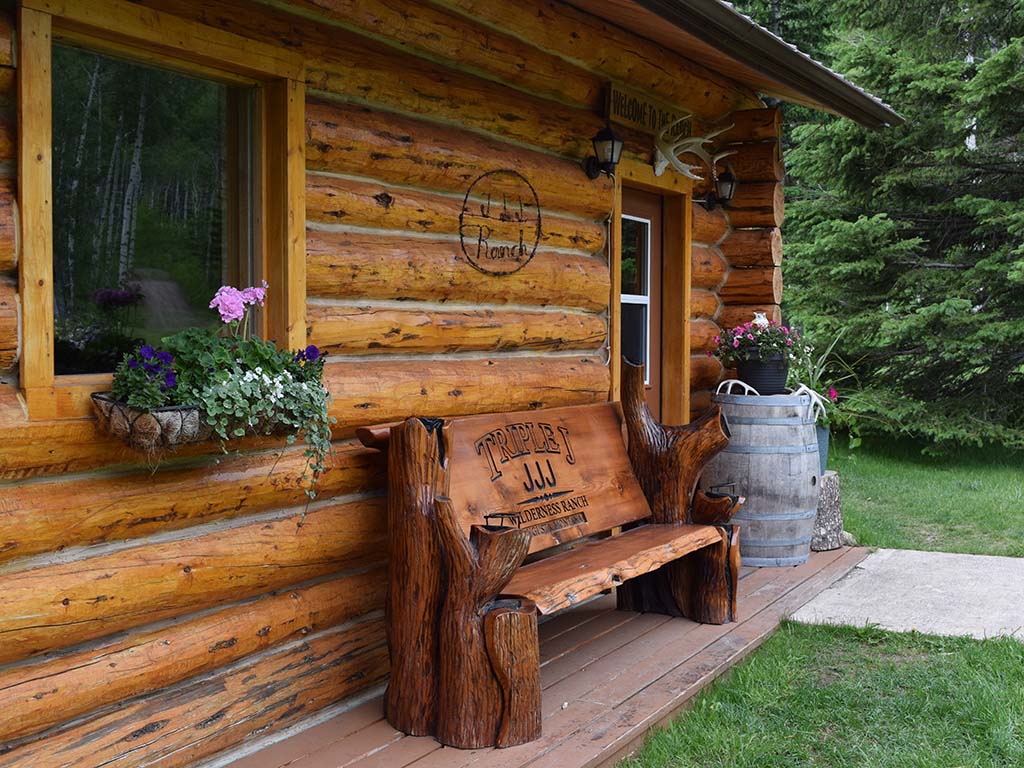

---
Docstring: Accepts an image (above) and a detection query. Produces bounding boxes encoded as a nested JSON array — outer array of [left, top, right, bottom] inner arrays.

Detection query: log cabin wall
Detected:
[[0, 1, 781, 764]]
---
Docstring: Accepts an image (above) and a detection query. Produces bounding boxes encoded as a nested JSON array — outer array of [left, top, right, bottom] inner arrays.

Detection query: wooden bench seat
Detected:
[[503, 523, 723, 614], [357, 361, 742, 751]]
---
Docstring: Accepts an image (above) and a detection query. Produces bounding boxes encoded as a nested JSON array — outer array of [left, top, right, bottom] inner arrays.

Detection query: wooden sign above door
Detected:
[[606, 82, 692, 138]]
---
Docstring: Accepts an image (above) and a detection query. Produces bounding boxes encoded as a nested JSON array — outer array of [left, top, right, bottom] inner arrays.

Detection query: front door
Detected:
[[620, 188, 663, 419]]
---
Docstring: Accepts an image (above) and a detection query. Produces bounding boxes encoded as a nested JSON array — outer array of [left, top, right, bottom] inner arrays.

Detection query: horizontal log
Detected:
[[717, 107, 782, 143], [716, 303, 781, 331], [720, 227, 782, 267], [0, 618, 388, 768], [689, 388, 714, 420], [305, 173, 605, 254], [719, 266, 783, 305], [0, 440, 385, 565], [690, 318, 720, 355], [306, 229, 609, 312], [0, 498, 385, 664], [0, 567, 386, 742], [0, 277, 15, 370], [307, 303, 606, 355], [691, 204, 729, 245], [0, 177, 18, 272], [0, 107, 11, 165], [306, 98, 614, 222], [724, 139, 784, 182], [690, 355, 723, 391], [324, 356, 610, 430], [726, 182, 784, 228], [276, 0, 602, 109], [139, 0, 637, 164], [691, 245, 727, 290], [690, 289, 720, 320], [439, 0, 761, 119]]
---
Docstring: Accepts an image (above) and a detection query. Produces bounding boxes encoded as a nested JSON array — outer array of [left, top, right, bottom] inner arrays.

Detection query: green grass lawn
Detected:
[[828, 439, 1024, 557], [620, 622, 1024, 768]]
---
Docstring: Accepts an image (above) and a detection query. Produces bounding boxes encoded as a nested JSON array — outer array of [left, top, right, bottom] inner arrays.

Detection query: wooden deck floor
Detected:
[[217, 547, 867, 768]]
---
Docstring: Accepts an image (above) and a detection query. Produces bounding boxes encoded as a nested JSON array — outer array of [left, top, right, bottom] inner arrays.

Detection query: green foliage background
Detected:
[[733, 0, 1024, 450]]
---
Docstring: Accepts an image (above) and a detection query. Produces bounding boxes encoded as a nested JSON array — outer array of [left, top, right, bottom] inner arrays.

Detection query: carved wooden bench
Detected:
[[356, 362, 742, 750]]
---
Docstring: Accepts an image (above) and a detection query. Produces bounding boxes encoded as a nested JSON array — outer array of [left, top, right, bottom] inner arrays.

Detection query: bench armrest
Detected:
[[621, 359, 731, 524]]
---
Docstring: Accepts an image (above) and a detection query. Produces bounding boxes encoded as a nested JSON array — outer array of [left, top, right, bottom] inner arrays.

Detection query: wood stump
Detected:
[[811, 470, 843, 551]]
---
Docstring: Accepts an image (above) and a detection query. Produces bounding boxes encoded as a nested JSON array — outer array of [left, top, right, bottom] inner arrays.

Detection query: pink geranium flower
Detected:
[[210, 285, 246, 323], [241, 280, 269, 307]]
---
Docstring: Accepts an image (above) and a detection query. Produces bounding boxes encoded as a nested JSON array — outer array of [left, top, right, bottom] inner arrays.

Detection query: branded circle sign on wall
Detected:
[[459, 170, 542, 275]]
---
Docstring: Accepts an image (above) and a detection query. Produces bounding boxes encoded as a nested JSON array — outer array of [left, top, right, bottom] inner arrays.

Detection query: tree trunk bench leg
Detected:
[[485, 599, 542, 748], [671, 524, 740, 624], [435, 500, 532, 749]]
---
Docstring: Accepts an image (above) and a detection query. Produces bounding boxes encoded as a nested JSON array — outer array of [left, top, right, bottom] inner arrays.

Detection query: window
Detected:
[[17, 1, 306, 419], [51, 45, 257, 374], [620, 214, 652, 385]]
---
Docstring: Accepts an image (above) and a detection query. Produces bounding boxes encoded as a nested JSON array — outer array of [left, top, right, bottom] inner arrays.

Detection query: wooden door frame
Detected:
[[610, 158, 693, 425]]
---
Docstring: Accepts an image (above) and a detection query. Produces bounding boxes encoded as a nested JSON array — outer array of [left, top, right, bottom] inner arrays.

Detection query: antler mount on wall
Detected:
[[653, 114, 736, 181]]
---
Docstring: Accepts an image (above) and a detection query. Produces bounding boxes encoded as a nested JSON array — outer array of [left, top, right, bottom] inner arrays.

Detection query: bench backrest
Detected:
[[444, 402, 652, 554]]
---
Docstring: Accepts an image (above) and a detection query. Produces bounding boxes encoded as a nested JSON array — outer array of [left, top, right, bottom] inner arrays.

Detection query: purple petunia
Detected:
[[305, 344, 321, 361], [157, 351, 174, 365], [139, 345, 156, 359]]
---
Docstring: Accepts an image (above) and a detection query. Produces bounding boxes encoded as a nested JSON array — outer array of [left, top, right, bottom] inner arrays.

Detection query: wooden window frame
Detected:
[[17, 0, 306, 420], [610, 158, 693, 424]]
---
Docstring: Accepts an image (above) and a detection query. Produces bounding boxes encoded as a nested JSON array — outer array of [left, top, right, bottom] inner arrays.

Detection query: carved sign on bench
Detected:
[[357, 361, 742, 750]]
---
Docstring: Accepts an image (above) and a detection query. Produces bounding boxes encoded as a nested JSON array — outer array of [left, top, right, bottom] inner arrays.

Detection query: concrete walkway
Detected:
[[792, 548, 1024, 641]]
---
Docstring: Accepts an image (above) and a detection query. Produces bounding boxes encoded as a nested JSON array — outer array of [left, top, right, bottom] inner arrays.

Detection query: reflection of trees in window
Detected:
[[52, 45, 251, 374]]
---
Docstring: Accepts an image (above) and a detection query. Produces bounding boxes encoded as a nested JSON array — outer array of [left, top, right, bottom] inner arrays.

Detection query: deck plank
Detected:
[[217, 549, 867, 768]]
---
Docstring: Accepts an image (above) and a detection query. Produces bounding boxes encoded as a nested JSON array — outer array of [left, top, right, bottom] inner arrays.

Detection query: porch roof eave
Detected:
[[573, 0, 905, 129]]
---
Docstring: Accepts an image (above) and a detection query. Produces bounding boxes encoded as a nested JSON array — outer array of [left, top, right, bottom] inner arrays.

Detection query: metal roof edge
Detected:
[[631, 0, 905, 129]]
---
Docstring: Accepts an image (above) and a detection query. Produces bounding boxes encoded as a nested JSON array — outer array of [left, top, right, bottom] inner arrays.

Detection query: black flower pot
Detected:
[[736, 348, 789, 395]]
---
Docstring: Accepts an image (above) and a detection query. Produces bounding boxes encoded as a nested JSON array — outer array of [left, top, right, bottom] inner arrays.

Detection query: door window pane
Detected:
[[52, 44, 254, 374], [621, 217, 649, 296], [621, 302, 648, 367]]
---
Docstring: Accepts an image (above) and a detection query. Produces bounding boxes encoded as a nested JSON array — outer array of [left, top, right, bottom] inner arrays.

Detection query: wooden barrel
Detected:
[[700, 392, 821, 566]]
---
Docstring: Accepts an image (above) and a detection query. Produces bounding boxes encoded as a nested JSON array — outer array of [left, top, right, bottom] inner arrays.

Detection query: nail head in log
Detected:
[[726, 181, 784, 228], [720, 227, 782, 268]]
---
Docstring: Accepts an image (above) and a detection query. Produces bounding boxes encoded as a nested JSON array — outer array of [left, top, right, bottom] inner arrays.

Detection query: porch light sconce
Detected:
[[584, 123, 624, 179], [699, 169, 737, 211]]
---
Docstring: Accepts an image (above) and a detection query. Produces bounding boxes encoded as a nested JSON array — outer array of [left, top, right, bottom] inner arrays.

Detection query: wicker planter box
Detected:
[[91, 392, 214, 452]]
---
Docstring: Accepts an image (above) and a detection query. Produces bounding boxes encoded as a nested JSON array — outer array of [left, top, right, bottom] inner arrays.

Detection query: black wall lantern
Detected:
[[699, 168, 737, 210], [584, 123, 624, 179]]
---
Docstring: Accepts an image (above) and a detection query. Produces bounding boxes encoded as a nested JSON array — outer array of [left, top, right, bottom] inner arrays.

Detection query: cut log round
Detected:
[[725, 139, 784, 182], [726, 182, 784, 228], [717, 303, 781, 330], [691, 245, 728, 290], [690, 289, 720, 320], [0, 276, 16, 370], [0, 177, 18, 272], [720, 227, 782, 267], [691, 203, 729, 245], [691, 354, 724, 390], [690, 318, 720, 354], [716, 107, 782, 143], [720, 266, 783, 305]]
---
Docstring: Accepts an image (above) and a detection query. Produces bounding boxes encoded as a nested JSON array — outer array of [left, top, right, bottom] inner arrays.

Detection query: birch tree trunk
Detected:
[[118, 88, 147, 283]]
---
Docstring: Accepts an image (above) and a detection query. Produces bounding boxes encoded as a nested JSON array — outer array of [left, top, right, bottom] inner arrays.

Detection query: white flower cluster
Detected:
[[241, 367, 295, 407]]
